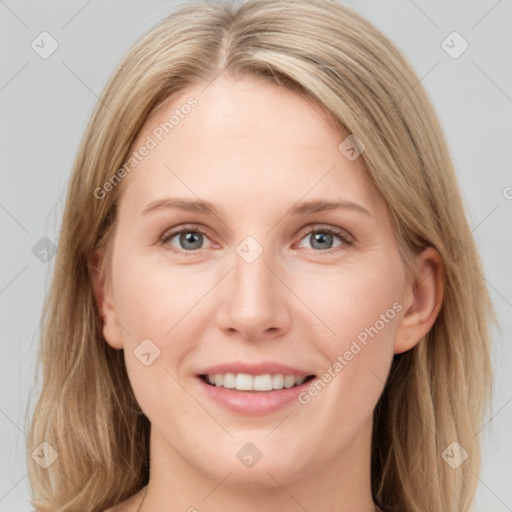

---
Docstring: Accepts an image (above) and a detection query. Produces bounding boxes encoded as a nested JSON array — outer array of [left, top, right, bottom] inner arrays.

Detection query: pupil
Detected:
[[311, 232, 332, 250], [180, 232, 202, 250]]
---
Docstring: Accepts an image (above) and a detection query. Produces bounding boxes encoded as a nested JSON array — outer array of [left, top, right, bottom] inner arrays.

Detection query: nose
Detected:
[[215, 249, 292, 342]]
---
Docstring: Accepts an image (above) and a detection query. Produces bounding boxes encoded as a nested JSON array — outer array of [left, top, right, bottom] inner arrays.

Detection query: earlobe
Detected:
[[88, 249, 124, 350], [394, 247, 444, 354]]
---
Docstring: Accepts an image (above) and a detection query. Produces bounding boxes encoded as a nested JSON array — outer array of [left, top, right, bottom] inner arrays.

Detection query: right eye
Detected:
[[159, 224, 215, 254]]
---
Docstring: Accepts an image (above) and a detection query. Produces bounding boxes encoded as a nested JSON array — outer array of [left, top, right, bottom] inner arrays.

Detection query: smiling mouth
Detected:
[[199, 373, 316, 392]]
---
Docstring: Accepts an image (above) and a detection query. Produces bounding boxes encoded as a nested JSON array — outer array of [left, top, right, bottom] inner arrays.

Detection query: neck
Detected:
[[139, 418, 376, 512]]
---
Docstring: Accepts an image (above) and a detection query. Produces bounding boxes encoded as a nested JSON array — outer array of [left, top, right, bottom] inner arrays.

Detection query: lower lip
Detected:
[[196, 376, 314, 416]]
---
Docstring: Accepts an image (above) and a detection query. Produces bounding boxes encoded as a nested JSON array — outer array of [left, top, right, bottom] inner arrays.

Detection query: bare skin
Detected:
[[96, 75, 443, 512]]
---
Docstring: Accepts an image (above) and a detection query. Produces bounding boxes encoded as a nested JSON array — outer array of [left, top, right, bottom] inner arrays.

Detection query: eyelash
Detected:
[[158, 223, 354, 256]]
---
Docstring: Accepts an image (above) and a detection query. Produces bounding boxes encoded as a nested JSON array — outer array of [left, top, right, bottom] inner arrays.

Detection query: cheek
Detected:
[[293, 257, 404, 351], [110, 250, 211, 408], [293, 258, 402, 419], [112, 257, 208, 418], [112, 250, 209, 342]]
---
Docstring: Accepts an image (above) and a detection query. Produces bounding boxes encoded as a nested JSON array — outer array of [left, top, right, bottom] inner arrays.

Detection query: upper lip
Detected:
[[198, 361, 315, 377]]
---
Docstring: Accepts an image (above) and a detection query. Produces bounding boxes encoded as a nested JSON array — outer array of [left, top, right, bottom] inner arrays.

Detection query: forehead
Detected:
[[119, 75, 381, 216]]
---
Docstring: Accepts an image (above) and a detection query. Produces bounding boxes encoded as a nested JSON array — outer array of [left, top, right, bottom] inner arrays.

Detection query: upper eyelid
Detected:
[[160, 223, 215, 246], [294, 224, 354, 245]]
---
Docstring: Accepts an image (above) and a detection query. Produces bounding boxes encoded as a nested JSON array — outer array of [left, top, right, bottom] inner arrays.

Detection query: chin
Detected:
[[204, 448, 314, 489]]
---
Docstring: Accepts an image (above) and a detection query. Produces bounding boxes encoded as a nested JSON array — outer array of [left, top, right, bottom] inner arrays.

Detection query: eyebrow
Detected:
[[142, 197, 372, 218]]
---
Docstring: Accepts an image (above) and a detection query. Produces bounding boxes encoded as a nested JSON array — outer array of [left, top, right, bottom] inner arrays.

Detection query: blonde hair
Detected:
[[27, 1, 494, 510]]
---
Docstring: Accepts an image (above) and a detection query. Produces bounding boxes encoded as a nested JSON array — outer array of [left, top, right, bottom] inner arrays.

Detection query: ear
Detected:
[[89, 249, 124, 350], [394, 247, 444, 354]]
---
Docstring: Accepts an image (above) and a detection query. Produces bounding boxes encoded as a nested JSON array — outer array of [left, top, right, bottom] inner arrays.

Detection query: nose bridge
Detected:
[[233, 248, 275, 304], [216, 241, 290, 339]]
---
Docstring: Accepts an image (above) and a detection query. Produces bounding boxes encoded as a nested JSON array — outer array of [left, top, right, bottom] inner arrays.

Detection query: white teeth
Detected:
[[203, 372, 310, 391], [253, 374, 273, 391], [283, 375, 296, 388], [235, 373, 253, 390], [272, 374, 284, 389], [223, 373, 236, 389]]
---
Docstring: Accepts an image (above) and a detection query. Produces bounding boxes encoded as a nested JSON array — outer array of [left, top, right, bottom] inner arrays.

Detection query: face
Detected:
[[99, 75, 415, 488]]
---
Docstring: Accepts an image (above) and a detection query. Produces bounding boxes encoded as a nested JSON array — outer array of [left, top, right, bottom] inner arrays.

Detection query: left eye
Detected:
[[298, 228, 347, 251]]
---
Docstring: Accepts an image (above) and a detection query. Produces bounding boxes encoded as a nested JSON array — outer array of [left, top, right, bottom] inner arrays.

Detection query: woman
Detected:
[[27, 1, 493, 511]]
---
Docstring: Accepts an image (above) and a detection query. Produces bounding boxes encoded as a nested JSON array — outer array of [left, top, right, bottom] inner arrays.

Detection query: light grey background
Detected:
[[1, 1, 511, 510]]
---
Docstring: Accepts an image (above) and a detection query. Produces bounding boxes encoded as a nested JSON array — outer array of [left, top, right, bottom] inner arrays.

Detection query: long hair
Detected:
[[27, 1, 494, 510]]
